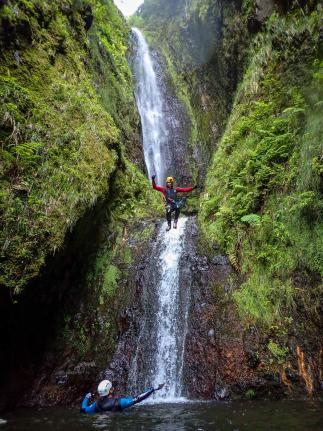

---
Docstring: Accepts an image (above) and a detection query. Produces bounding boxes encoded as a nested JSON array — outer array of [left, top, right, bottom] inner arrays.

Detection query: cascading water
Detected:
[[129, 28, 191, 401], [128, 218, 191, 401], [151, 218, 189, 399], [131, 28, 168, 184]]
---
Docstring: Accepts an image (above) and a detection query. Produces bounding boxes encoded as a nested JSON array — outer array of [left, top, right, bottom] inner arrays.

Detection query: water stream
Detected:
[[151, 218, 189, 399], [1, 19, 321, 431], [132, 28, 168, 184], [129, 28, 190, 400]]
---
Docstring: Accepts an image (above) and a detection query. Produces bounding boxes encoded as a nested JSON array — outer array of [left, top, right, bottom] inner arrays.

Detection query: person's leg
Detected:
[[173, 208, 180, 228], [166, 207, 171, 230]]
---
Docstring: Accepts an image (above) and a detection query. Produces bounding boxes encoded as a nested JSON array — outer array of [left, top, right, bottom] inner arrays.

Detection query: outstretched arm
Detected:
[[133, 383, 165, 405], [175, 186, 194, 192], [116, 389, 153, 410], [119, 384, 165, 410], [152, 175, 165, 193], [133, 387, 155, 405]]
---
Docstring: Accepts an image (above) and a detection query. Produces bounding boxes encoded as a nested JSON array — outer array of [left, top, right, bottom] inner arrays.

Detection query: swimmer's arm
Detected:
[[81, 394, 96, 414]]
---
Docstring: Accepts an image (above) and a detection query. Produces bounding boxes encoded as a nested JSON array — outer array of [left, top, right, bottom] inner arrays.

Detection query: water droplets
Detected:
[[132, 28, 168, 184]]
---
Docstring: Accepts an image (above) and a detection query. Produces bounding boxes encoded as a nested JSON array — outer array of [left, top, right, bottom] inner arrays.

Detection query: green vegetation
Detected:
[[102, 265, 120, 299], [245, 388, 256, 398], [200, 9, 323, 326], [56, 157, 162, 359], [136, 1, 322, 339], [127, 15, 144, 28], [60, 315, 92, 357], [0, 0, 160, 294], [135, 0, 249, 182], [133, 224, 154, 241], [2, 0, 322, 382], [267, 340, 289, 364]]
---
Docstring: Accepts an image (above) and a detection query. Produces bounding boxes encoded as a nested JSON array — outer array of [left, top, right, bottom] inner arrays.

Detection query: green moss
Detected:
[[127, 15, 144, 28], [122, 247, 133, 265], [200, 9, 323, 326], [245, 388, 256, 399], [0, 0, 160, 294], [137, 1, 249, 183], [60, 315, 92, 357], [102, 264, 120, 298], [133, 224, 154, 241]]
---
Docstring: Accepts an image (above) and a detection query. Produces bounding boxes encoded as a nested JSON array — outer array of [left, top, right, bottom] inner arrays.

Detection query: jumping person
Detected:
[[81, 380, 165, 414], [152, 175, 195, 231]]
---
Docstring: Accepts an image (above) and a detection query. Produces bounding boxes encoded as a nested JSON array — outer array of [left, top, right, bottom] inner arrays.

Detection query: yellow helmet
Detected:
[[166, 176, 174, 183]]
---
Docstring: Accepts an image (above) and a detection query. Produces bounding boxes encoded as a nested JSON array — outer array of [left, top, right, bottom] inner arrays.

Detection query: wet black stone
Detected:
[[211, 255, 229, 266]]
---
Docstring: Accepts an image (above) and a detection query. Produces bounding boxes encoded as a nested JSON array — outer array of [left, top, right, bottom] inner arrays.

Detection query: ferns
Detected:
[[241, 213, 261, 225], [200, 8, 322, 326], [14, 141, 42, 165]]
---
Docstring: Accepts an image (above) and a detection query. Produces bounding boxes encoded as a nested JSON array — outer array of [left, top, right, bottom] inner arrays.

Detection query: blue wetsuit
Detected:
[[81, 387, 155, 414]]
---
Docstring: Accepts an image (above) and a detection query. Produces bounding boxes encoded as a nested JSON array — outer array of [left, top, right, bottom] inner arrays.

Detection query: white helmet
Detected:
[[97, 379, 112, 396]]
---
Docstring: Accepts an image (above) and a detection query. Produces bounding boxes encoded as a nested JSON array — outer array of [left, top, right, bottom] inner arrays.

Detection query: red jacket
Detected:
[[152, 179, 193, 194]]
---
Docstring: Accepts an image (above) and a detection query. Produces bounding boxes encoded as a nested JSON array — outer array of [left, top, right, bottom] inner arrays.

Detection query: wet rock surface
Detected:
[[155, 57, 193, 185], [104, 217, 272, 400], [7, 216, 322, 409], [181, 218, 323, 400], [98, 220, 162, 395], [130, 33, 193, 186], [38, 218, 323, 402], [6, 219, 161, 410]]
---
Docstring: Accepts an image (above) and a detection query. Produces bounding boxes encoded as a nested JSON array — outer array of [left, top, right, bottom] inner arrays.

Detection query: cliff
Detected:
[[0, 0, 322, 409], [134, 0, 323, 398], [0, 0, 162, 410]]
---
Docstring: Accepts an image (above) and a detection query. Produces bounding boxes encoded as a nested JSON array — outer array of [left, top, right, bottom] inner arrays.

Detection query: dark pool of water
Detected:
[[1, 400, 322, 431]]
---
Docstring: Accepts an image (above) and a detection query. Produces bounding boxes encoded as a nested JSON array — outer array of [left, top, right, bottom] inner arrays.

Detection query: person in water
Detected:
[[81, 380, 165, 414], [152, 175, 195, 231]]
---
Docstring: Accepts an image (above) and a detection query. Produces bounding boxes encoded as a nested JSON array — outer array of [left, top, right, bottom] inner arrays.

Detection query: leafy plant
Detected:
[[241, 214, 261, 225], [200, 8, 322, 326], [267, 340, 289, 364]]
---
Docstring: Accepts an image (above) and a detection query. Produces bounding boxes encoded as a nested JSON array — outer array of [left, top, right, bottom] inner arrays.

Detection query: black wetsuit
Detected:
[[81, 387, 155, 414], [164, 188, 180, 225]]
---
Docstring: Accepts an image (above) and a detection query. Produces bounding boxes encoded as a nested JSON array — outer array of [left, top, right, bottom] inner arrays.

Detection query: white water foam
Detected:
[[130, 29, 191, 403], [132, 28, 168, 184], [150, 217, 188, 400]]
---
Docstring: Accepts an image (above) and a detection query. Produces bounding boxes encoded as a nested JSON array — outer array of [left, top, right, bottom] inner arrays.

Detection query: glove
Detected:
[[85, 393, 92, 399], [151, 175, 156, 181], [193, 185, 199, 190], [156, 383, 165, 391]]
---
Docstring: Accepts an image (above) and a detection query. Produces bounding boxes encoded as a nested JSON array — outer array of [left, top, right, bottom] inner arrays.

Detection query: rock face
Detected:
[[133, 0, 323, 400], [130, 34, 193, 185], [181, 219, 269, 399], [6, 219, 161, 409], [93, 216, 323, 400], [0, 0, 163, 412], [135, 0, 250, 183], [1, 0, 322, 412], [182, 219, 323, 399]]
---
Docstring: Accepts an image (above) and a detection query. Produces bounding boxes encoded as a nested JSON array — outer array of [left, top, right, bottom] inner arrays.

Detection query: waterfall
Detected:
[[129, 28, 191, 401], [128, 218, 190, 401], [131, 27, 168, 184], [151, 217, 189, 399]]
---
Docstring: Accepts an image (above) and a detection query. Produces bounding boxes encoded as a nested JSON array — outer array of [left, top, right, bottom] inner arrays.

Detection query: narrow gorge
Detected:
[[0, 0, 322, 428]]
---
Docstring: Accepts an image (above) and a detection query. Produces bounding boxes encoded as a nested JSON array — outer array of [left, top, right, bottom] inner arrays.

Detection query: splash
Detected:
[[151, 218, 189, 399]]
